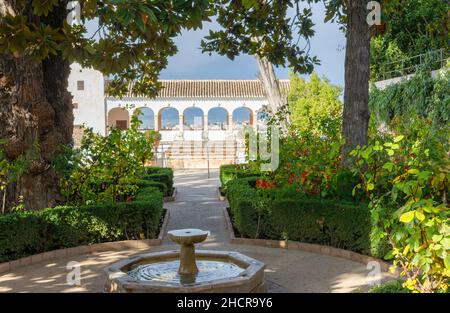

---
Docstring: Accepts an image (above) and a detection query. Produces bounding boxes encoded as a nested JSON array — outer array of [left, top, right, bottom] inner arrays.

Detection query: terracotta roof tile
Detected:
[[108, 80, 290, 98]]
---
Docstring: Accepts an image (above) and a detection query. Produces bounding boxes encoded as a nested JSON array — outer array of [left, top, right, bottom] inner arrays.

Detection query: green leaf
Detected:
[[445, 255, 450, 270], [394, 135, 404, 143], [399, 211, 415, 223], [415, 211, 425, 222]]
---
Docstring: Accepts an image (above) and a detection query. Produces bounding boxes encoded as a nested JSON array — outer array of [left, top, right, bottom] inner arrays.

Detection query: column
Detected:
[[154, 112, 159, 131]]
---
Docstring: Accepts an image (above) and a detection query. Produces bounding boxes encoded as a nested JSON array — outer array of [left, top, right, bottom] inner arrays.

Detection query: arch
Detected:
[[208, 107, 228, 130], [183, 107, 204, 130], [159, 107, 179, 130], [232, 107, 253, 128], [108, 107, 129, 130], [135, 107, 155, 130]]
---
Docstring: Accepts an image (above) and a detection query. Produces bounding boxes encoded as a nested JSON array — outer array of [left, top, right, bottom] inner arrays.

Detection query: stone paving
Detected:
[[0, 169, 395, 293]]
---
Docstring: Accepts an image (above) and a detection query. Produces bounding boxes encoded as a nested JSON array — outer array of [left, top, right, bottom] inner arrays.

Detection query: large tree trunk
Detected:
[[256, 55, 289, 132], [341, 0, 371, 166], [0, 1, 73, 211]]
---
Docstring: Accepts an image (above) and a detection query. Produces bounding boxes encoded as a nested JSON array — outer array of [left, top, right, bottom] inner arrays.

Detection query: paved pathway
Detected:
[[163, 169, 229, 245], [0, 169, 396, 293]]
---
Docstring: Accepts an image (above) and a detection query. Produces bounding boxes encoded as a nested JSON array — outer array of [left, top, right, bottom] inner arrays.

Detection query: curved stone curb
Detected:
[[0, 210, 171, 276], [222, 207, 393, 273]]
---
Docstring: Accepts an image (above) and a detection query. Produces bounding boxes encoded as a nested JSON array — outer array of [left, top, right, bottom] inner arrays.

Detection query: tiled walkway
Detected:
[[0, 170, 395, 293]]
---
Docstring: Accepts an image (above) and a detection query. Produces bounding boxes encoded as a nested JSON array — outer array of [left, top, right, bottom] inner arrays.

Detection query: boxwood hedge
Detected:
[[0, 187, 163, 263], [143, 167, 174, 196], [226, 178, 390, 258]]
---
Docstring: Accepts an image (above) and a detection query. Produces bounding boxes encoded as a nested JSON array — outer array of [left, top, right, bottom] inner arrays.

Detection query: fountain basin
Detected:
[[104, 250, 266, 293]]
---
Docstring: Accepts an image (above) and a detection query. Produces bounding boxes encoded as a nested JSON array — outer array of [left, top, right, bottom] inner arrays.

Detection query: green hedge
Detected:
[[136, 180, 168, 196], [220, 164, 260, 189], [0, 187, 163, 263], [226, 178, 389, 258], [143, 167, 174, 196]]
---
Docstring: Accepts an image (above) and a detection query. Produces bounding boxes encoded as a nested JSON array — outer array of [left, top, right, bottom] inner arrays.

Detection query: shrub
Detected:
[[271, 198, 372, 255], [220, 164, 260, 189], [226, 178, 389, 257], [0, 187, 163, 263], [143, 167, 174, 196], [136, 180, 168, 196]]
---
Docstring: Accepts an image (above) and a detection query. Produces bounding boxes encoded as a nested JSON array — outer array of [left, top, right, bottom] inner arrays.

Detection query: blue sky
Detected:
[[87, 3, 346, 87], [159, 2, 346, 87]]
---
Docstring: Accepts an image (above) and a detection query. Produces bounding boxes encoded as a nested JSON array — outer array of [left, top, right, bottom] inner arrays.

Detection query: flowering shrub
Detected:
[[351, 128, 449, 293]]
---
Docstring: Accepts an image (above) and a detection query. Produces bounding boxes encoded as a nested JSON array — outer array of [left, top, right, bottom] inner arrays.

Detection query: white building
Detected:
[[68, 63, 290, 168]]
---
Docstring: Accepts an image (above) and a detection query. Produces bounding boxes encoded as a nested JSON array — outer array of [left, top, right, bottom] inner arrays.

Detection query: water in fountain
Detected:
[[126, 229, 245, 285]]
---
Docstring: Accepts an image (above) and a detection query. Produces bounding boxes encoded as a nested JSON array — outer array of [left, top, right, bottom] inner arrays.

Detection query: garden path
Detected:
[[162, 169, 229, 245]]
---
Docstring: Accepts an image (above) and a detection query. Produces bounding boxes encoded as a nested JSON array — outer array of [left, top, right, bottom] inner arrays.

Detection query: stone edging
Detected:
[[222, 207, 393, 272], [0, 209, 171, 275], [164, 187, 177, 202], [217, 187, 226, 201]]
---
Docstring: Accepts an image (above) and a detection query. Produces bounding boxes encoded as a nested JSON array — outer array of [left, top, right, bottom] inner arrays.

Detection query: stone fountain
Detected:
[[104, 229, 266, 293]]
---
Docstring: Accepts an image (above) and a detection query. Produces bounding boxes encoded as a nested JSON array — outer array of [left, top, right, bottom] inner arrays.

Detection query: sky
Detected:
[[87, 2, 346, 88], [158, 2, 346, 88]]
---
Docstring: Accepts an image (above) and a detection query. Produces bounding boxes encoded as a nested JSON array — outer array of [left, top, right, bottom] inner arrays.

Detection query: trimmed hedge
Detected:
[[0, 187, 163, 263], [220, 164, 260, 189], [136, 180, 168, 196], [226, 178, 389, 258], [143, 167, 174, 196]]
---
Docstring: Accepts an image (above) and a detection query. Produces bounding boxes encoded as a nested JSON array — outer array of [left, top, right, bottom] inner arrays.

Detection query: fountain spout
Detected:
[[167, 229, 209, 275]]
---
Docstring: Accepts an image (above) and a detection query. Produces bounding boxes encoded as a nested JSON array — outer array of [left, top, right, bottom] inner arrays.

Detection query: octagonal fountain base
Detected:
[[104, 250, 266, 293]]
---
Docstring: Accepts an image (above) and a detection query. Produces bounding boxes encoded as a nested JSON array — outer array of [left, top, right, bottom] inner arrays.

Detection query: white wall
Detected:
[[374, 69, 442, 90], [68, 63, 106, 135]]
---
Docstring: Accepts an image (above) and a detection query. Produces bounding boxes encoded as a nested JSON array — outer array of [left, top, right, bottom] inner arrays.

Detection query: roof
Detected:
[[108, 80, 291, 99]]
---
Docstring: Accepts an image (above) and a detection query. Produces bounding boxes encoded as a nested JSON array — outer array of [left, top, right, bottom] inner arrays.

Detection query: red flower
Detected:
[[288, 174, 295, 185]]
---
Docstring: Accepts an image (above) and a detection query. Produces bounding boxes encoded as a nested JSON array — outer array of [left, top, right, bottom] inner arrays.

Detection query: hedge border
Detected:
[[222, 207, 395, 273], [0, 209, 170, 275]]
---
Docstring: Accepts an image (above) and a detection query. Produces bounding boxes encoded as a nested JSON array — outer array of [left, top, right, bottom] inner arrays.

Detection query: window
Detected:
[[184, 107, 204, 130], [160, 108, 179, 130], [208, 107, 228, 130], [77, 80, 84, 91], [232, 107, 252, 128], [137, 108, 155, 130]]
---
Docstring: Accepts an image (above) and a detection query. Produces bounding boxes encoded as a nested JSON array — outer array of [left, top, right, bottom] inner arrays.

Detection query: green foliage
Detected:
[[369, 280, 410, 293], [143, 166, 174, 196], [370, 65, 450, 131], [288, 72, 343, 137], [0, 1, 328, 97], [60, 115, 156, 205], [0, 186, 163, 263], [370, 0, 448, 80], [0, 140, 41, 213], [201, 1, 319, 74], [0, 0, 213, 98], [226, 178, 385, 256], [220, 164, 260, 190], [274, 133, 352, 200], [351, 131, 449, 293]]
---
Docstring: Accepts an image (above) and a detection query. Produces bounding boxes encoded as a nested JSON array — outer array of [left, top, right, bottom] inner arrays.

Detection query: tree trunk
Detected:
[[0, 1, 73, 211], [341, 0, 371, 166], [256, 55, 289, 132]]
